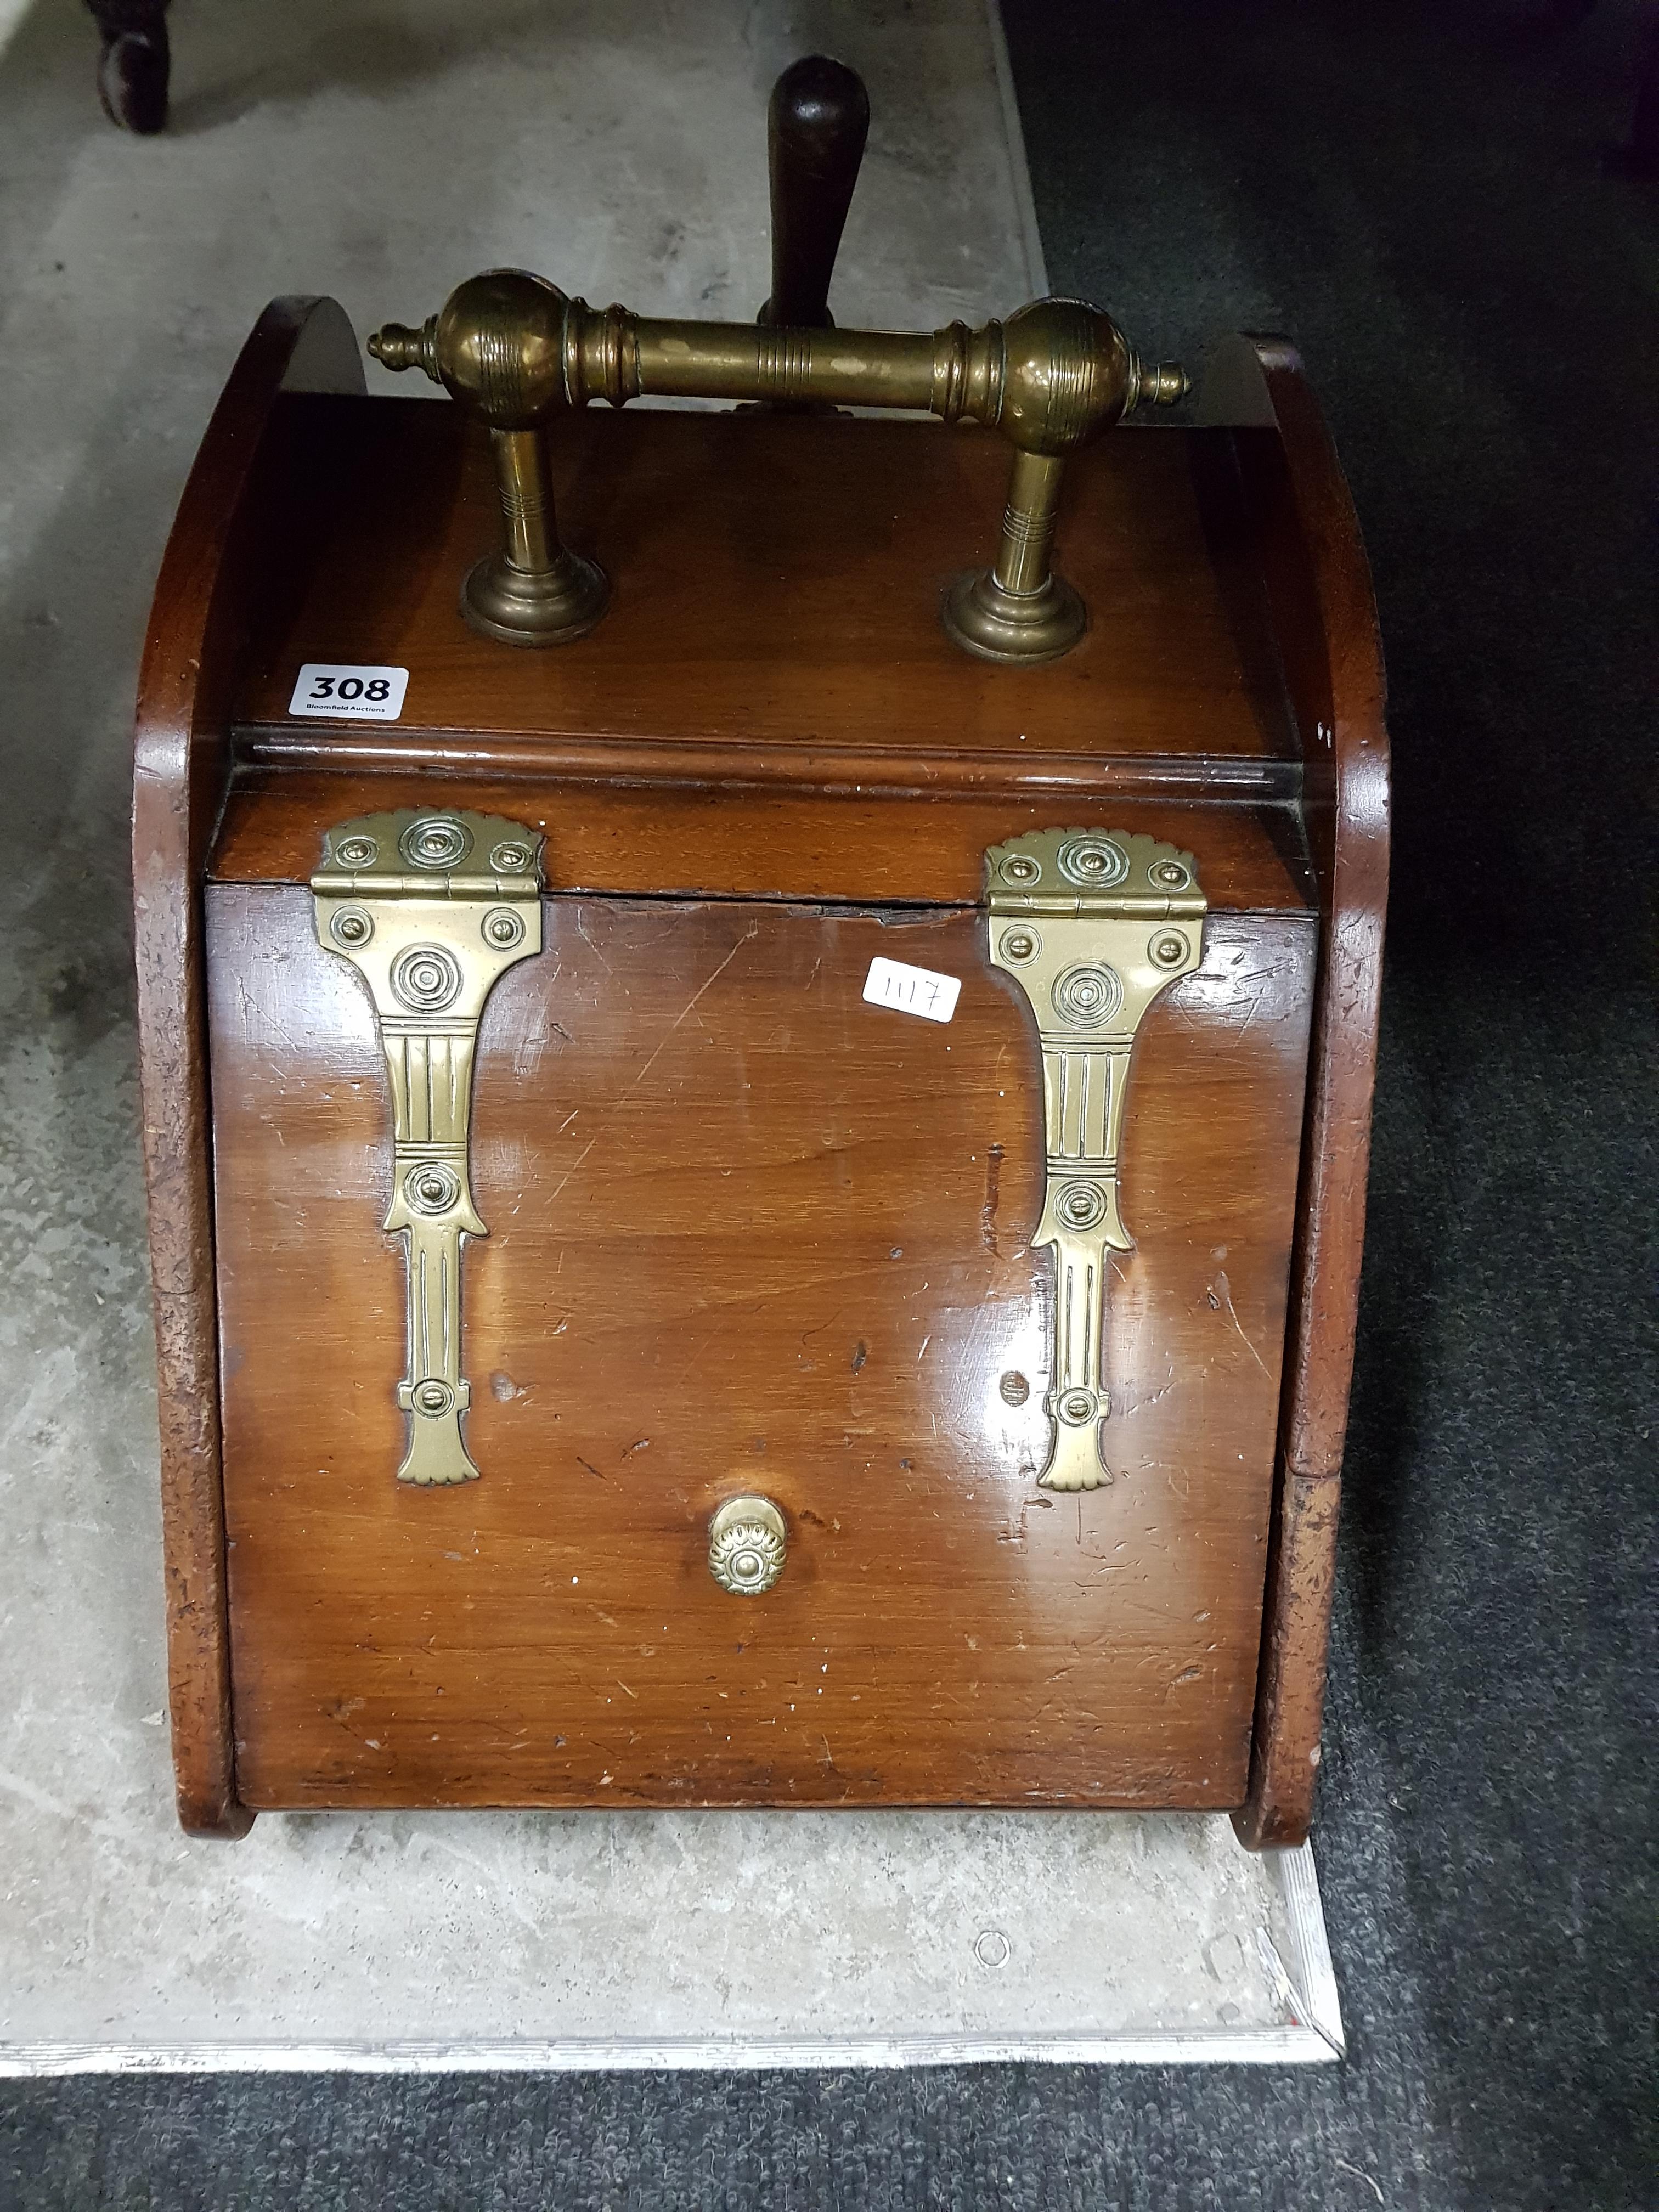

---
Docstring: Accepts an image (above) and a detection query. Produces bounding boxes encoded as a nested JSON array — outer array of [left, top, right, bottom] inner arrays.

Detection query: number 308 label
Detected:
[[288, 663, 409, 720]]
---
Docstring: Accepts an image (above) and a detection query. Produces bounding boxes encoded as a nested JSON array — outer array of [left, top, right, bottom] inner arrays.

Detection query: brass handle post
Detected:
[[470, 423, 609, 647], [371, 278, 608, 647], [370, 275, 1186, 657], [944, 448, 1081, 663]]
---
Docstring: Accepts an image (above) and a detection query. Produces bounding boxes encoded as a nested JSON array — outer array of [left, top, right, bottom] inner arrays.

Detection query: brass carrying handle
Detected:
[[368, 273, 1187, 662]]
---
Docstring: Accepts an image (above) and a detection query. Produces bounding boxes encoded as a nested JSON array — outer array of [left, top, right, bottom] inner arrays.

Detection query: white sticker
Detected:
[[288, 663, 409, 720], [861, 956, 961, 1024]]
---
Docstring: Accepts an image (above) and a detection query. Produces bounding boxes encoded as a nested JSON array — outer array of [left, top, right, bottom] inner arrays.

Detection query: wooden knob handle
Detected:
[[761, 55, 870, 329]]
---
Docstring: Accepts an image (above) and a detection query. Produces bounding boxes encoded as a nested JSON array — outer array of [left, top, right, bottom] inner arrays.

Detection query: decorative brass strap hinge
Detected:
[[986, 829, 1207, 1491], [312, 810, 543, 1485]]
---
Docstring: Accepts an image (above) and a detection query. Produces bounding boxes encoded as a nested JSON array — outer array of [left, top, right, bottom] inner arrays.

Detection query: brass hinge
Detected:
[[312, 810, 543, 1484], [986, 829, 1207, 1490]]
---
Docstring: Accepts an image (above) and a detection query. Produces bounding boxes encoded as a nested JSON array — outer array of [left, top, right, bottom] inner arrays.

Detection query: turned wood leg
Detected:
[[86, 0, 171, 134]]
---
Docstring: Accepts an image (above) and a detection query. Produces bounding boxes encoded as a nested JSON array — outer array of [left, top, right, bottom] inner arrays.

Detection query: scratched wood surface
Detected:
[[133, 295, 366, 1837], [207, 890, 1314, 1809], [1198, 339, 1391, 1848]]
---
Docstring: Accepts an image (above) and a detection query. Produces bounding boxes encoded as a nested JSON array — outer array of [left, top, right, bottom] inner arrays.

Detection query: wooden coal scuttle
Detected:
[[133, 61, 1388, 1844]]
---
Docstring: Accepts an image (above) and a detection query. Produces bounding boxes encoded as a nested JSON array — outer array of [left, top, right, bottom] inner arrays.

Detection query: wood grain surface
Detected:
[[229, 397, 1300, 782], [134, 297, 1386, 1841], [132, 294, 364, 1837], [207, 890, 1314, 1810], [210, 768, 1316, 913], [1199, 339, 1391, 1849]]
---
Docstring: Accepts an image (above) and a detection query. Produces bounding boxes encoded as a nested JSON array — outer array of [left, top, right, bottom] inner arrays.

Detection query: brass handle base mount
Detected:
[[943, 568, 1087, 666], [464, 545, 609, 647]]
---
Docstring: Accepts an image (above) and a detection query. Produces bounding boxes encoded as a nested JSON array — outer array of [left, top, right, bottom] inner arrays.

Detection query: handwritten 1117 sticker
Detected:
[[861, 956, 962, 1025]]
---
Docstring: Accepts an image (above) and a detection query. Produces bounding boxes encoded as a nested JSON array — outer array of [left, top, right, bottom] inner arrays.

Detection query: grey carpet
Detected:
[[3, 1, 1654, 2205]]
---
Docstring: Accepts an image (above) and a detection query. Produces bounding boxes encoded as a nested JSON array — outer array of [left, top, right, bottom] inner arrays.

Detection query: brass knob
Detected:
[[708, 1497, 787, 1596]]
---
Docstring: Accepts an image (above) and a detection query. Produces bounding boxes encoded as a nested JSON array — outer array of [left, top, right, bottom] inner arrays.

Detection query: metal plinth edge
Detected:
[[0, 1842, 1341, 2074]]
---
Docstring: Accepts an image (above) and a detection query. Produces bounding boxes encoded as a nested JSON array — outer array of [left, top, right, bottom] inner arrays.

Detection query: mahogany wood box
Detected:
[[133, 298, 1387, 1846]]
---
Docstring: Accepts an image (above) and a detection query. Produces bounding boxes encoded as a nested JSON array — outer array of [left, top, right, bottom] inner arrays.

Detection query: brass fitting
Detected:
[[374, 272, 607, 645], [992, 299, 1139, 454], [372, 270, 571, 424], [370, 271, 1187, 659]]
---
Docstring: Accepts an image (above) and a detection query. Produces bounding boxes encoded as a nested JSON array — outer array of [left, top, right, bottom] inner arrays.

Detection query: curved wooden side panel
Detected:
[[133, 296, 365, 1836], [1200, 336, 1391, 1848]]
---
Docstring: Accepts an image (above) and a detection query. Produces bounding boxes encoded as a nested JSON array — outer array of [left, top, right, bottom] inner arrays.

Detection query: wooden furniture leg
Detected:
[[87, 0, 171, 135]]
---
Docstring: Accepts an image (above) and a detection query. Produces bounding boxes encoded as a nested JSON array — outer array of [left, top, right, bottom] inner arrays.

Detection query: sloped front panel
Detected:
[[206, 889, 1313, 1810]]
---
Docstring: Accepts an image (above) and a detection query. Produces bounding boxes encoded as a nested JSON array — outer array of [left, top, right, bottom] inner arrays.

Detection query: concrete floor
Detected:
[[0, 0, 1336, 2068]]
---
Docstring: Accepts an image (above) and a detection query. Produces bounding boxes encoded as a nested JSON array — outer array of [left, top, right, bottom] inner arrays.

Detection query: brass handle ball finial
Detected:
[[371, 269, 571, 423], [369, 275, 1187, 658]]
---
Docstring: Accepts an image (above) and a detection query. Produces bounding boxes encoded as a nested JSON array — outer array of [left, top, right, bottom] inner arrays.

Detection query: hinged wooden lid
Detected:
[[229, 397, 1300, 794]]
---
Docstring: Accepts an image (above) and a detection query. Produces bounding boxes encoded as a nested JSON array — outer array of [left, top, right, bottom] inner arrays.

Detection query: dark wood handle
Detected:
[[761, 55, 870, 329]]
